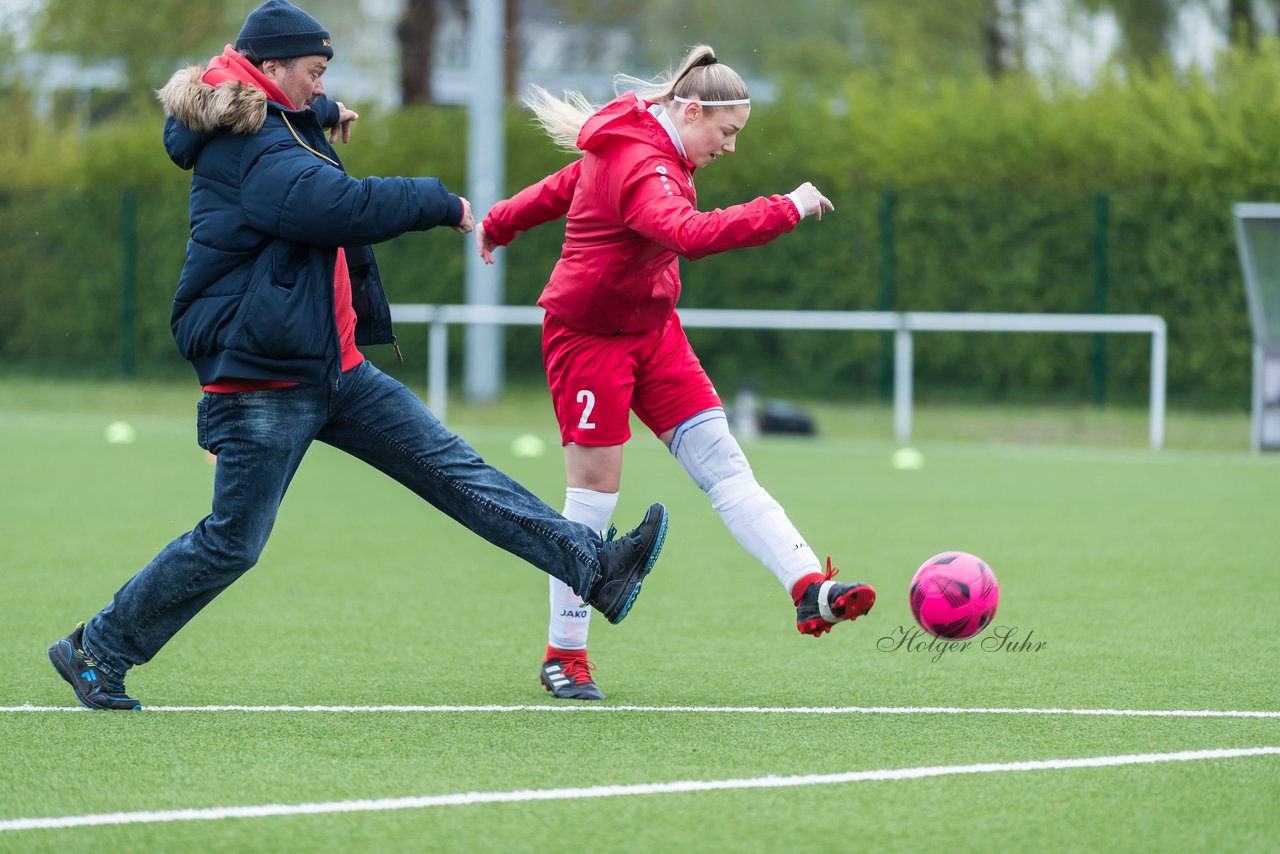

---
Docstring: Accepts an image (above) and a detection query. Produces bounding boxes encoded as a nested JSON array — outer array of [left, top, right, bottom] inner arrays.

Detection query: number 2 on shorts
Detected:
[[576, 389, 596, 430]]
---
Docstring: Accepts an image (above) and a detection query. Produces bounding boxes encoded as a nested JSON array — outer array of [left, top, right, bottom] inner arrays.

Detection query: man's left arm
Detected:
[[244, 143, 462, 247], [312, 96, 359, 145]]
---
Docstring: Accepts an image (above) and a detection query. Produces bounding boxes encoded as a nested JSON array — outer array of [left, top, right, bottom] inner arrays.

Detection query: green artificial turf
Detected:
[[1, 378, 1276, 852]]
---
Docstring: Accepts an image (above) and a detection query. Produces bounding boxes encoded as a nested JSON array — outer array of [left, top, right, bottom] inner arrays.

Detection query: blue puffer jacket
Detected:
[[158, 60, 462, 385]]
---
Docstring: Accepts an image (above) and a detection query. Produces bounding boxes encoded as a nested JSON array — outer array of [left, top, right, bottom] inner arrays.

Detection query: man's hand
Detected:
[[452, 197, 475, 234], [329, 101, 359, 144]]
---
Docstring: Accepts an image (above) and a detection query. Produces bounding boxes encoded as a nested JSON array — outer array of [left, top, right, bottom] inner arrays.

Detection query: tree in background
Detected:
[[983, 0, 1027, 77], [396, 0, 520, 106], [33, 0, 239, 98], [14, 0, 1280, 114], [851, 0, 1028, 80], [1077, 0, 1181, 72], [1228, 0, 1257, 48], [544, 0, 1028, 86], [397, 0, 442, 105]]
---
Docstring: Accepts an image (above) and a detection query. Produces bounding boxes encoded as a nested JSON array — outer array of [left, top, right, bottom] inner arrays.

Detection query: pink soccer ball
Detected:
[[909, 551, 1000, 640]]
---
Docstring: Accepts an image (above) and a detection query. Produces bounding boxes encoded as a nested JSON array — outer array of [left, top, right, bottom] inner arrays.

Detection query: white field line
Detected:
[[2, 746, 1277, 833], [3, 703, 1279, 717]]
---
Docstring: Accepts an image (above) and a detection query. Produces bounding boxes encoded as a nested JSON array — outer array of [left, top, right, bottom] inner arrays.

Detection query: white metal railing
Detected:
[[389, 305, 1168, 450]]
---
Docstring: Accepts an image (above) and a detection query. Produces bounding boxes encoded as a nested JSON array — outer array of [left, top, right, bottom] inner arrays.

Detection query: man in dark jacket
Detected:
[[46, 0, 668, 711]]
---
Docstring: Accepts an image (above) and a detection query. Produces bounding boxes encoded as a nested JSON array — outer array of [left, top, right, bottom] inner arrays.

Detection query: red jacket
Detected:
[[482, 94, 800, 334]]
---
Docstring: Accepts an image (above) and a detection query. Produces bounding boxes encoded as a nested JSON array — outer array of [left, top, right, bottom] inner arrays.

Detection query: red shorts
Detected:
[[542, 311, 722, 446]]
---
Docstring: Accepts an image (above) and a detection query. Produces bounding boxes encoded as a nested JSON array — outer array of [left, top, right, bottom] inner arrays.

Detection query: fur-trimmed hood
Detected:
[[157, 46, 317, 170], [157, 64, 267, 137]]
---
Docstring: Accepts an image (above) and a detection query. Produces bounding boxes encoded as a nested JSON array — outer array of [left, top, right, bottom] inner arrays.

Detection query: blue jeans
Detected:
[[83, 360, 600, 680]]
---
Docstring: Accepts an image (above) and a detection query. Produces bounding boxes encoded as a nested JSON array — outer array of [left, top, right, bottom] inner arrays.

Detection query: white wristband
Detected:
[[786, 192, 806, 220]]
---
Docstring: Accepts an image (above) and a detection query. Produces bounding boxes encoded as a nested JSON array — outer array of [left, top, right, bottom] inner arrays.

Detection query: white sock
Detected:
[[548, 487, 618, 651], [707, 471, 821, 594]]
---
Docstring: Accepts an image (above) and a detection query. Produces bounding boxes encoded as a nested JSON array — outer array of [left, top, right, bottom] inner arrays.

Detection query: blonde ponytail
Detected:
[[524, 84, 599, 153]]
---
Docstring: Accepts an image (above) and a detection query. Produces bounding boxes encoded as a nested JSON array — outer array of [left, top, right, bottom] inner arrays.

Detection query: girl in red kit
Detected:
[[477, 45, 876, 700]]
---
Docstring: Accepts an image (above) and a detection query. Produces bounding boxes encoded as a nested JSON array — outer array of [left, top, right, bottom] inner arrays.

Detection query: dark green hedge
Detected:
[[6, 43, 1280, 407]]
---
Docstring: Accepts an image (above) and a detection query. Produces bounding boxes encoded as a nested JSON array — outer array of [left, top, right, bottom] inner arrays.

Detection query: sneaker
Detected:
[[540, 654, 605, 701], [588, 502, 668, 624], [795, 557, 876, 637], [48, 623, 142, 711]]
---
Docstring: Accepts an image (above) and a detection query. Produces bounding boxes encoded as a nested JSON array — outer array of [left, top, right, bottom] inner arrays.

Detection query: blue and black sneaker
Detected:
[[48, 623, 141, 711], [588, 502, 668, 624]]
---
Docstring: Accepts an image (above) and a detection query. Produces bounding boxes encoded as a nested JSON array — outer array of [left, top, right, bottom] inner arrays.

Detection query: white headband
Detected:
[[673, 95, 751, 107]]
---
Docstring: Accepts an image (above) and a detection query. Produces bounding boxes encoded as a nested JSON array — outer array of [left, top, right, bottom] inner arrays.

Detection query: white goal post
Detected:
[[1232, 203, 1280, 453], [389, 305, 1168, 450]]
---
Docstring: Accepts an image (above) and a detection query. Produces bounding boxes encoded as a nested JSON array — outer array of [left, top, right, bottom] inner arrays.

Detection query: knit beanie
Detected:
[[234, 0, 333, 61]]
